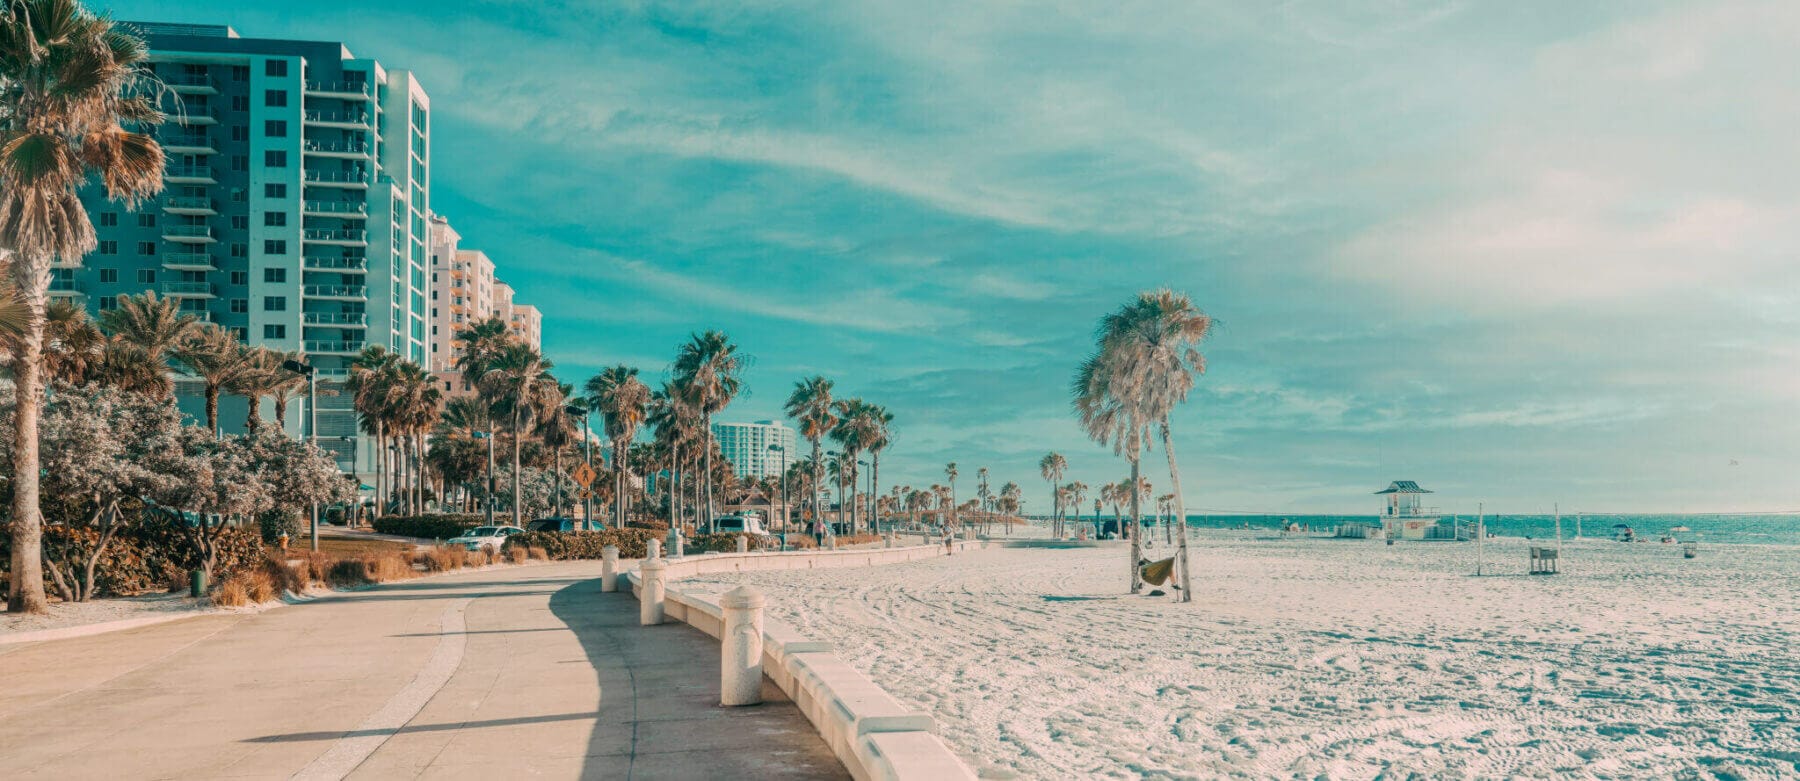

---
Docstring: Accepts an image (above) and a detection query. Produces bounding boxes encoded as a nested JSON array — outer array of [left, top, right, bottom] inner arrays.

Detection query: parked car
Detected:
[[446, 525, 525, 551], [527, 517, 597, 533], [712, 515, 770, 536]]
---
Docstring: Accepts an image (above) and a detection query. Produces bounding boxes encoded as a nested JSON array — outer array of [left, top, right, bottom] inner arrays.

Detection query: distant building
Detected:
[[712, 420, 797, 479], [425, 214, 539, 396]]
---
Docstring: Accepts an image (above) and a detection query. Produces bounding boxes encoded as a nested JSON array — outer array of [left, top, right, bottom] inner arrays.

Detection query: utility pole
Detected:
[[283, 359, 319, 551], [1477, 501, 1485, 576], [482, 429, 495, 525], [769, 444, 786, 550]]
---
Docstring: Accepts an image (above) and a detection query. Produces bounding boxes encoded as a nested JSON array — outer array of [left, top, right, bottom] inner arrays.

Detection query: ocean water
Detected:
[[1155, 513, 1800, 546]]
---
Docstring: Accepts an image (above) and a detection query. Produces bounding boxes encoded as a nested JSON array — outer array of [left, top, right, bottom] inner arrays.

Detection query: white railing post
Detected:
[[601, 545, 619, 592], [640, 557, 667, 626], [669, 527, 685, 558], [719, 585, 766, 706], [736, 535, 749, 554]]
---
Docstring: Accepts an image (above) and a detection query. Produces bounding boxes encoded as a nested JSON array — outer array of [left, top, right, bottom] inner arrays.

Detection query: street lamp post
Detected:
[[474, 430, 495, 525], [283, 358, 319, 551], [768, 444, 786, 550], [857, 460, 869, 536]]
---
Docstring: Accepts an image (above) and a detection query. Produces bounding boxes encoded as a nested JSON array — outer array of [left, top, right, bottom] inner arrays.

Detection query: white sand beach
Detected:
[[690, 529, 1800, 779]]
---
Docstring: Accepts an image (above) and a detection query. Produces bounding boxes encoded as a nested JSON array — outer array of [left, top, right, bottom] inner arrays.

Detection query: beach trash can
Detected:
[[189, 569, 207, 598]]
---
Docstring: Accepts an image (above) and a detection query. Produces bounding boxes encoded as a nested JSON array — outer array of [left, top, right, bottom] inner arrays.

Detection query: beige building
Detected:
[[427, 214, 538, 395]]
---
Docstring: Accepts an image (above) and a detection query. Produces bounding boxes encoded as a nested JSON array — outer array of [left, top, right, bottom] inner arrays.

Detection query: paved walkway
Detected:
[[0, 562, 846, 780]]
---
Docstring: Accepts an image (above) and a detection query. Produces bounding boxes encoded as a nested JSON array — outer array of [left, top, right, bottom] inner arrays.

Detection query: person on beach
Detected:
[[944, 528, 955, 555]]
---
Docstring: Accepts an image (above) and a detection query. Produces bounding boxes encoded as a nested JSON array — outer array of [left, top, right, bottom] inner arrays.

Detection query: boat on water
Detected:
[[1613, 523, 1637, 542]]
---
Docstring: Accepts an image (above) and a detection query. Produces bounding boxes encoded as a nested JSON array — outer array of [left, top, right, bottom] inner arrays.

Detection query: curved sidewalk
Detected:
[[0, 561, 845, 779]]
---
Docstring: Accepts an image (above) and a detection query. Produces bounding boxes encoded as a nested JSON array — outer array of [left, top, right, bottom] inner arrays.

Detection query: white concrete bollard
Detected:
[[640, 557, 667, 626], [669, 527, 685, 558], [828, 535, 838, 550], [719, 585, 766, 706], [885, 532, 894, 548], [600, 545, 619, 593], [736, 535, 749, 554], [647, 537, 662, 560]]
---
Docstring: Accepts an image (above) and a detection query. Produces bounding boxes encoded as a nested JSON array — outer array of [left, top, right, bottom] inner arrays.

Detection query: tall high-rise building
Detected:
[[712, 421, 798, 480], [67, 22, 432, 474]]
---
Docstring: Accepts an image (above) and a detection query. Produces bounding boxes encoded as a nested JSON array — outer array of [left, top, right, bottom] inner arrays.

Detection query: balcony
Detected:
[[303, 256, 368, 273], [302, 110, 370, 129], [303, 284, 367, 300], [160, 133, 216, 155], [304, 340, 365, 355], [304, 80, 373, 99], [301, 139, 371, 158], [162, 224, 216, 243], [165, 165, 216, 185], [161, 281, 217, 299], [303, 312, 368, 327], [302, 228, 367, 246], [303, 169, 369, 189], [302, 199, 367, 218], [48, 277, 84, 295], [162, 196, 217, 216], [171, 106, 218, 126], [161, 252, 217, 271], [165, 73, 218, 95]]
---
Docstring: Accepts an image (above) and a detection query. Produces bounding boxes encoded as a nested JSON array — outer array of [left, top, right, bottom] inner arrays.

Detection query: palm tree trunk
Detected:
[[511, 409, 524, 526], [670, 444, 681, 530], [552, 447, 563, 518], [1160, 420, 1192, 602], [7, 296, 50, 614], [245, 395, 259, 430], [702, 412, 714, 533], [205, 385, 220, 436], [870, 453, 880, 536], [418, 430, 427, 513], [275, 395, 288, 427], [374, 423, 385, 519], [1128, 455, 1143, 593]]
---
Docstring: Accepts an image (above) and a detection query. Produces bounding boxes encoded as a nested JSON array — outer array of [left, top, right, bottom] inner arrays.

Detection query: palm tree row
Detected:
[[346, 345, 443, 517]]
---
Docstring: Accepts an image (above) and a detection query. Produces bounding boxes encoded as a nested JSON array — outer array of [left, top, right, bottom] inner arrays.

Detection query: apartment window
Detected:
[[98, 296, 116, 310], [135, 241, 155, 255], [230, 271, 248, 285], [231, 96, 248, 112], [264, 268, 286, 283], [231, 216, 248, 230], [264, 120, 287, 137], [99, 268, 118, 283], [230, 299, 247, 313], [230, 327, 248, 341], [263, 324, 286, 339], [137, 213, 156, 228], [264, 212, 287, 227], [263, 296, 286, 311], [264, 183, 287, 198], [230, 189, 246, 203], [231, 125, 248, 141], [264, 89, 287, 107], [264, 150, 287, 167], [97, 240, 116, 255], [137, 269, 156, 284], [98, 212, 118, 227], [231, 66, 248, 81], [265, 60, 287, 77], [231, 155, 248, 171], [230, 244, 247, 258], [264, 240, 287, 255]]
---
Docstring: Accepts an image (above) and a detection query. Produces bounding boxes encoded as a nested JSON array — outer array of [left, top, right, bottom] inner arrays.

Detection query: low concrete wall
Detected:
[[625, 542, 983, 781]]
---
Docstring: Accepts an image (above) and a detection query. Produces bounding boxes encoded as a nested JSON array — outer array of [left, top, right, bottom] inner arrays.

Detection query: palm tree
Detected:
[[452, 315, 511, 389], [944, 462, 959, 538], [0, 278, 28, 340], [479, 342, 558, 526], [1039, 452, 1067, 537], [41, 299, 104, 386], [863, 404, 893, 534], [390, 361, 442, 515], [266, 350, 310, 426], [346, 345, 400, 516], [648, 381, 698, 528], [829, 398, 881, 534], [534, 382, 578, 518], [672, 331, 743, 532], [587, 365, 650, 529], [1073, 349, 1152, 594], [1094, 290, 1213, 601], [1066, 481, 1088, 537], [437, 396, 493, 511], [98, 292, 193, 395], [173, 324, 251, 435], [224, 346, 283, 429], [783, 375, 836, 535], [1, 0, 165, 612]]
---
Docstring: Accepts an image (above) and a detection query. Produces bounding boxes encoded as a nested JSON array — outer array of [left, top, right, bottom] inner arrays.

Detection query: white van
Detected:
[[712, 515, 769, 535]]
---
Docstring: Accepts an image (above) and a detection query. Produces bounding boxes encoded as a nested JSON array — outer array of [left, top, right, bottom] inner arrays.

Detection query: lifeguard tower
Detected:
[[1375, 480, 1441, 540]]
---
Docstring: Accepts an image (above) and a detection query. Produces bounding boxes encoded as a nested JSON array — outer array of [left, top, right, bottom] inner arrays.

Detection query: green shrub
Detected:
[[372, 514, 484, 540], [258, 508, 302, 545], [504, 528, 662, 559], [0, 513, 265, 598], [687, 533, 781, 553]]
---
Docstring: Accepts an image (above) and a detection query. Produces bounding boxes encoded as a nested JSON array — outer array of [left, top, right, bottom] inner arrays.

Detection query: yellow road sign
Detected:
[[576, 488, 593, 501], [572, 462, 597, 488]]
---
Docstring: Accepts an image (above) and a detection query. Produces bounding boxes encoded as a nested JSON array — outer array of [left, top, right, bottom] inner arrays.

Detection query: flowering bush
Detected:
[[504, 528, 661, 559]]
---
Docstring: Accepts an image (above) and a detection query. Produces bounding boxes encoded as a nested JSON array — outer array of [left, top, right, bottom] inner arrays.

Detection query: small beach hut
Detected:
[[1374, 481, 1440, 540]]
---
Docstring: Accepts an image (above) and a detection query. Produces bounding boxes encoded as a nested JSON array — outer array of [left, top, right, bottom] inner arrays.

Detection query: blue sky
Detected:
[[112, 1, 1800, 514]]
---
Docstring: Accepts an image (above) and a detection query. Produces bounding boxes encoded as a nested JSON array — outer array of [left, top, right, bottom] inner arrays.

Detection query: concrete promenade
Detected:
[[0, 561, 845, 779]]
